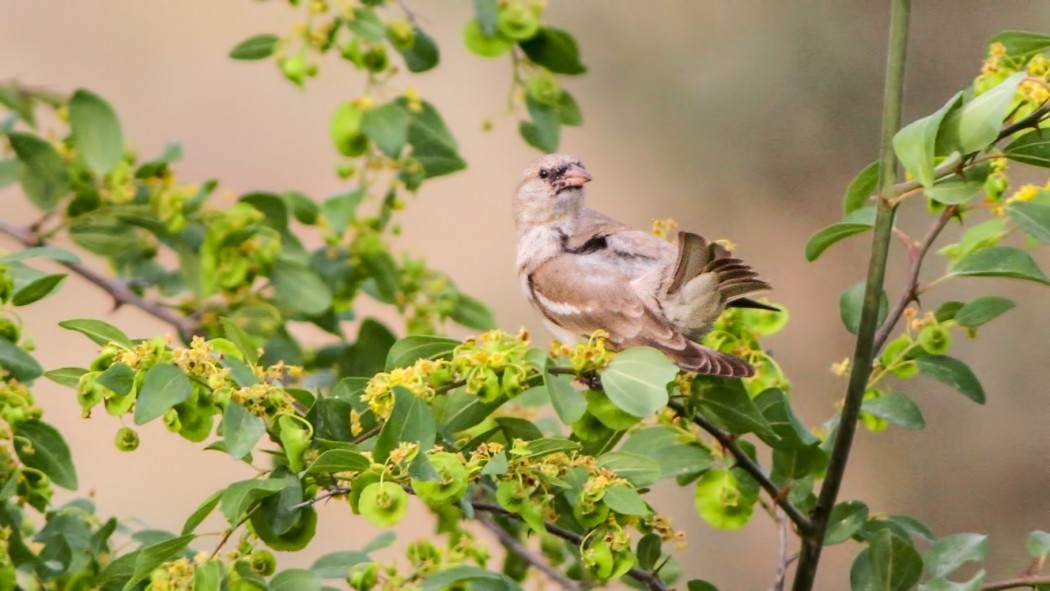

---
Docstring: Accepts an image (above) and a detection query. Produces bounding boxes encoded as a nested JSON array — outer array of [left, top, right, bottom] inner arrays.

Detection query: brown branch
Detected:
[[872, 205, 956, 354], [476, 515, 582, 591], [470, 502, 669, 591], [665, 401, 813, 535], [0, 220, 198, 342], [981, 575, 1050, 591]]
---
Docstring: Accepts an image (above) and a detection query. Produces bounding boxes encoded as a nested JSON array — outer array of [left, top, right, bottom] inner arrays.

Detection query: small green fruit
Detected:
[[463, 19, 511, 57], [358, 482, 409, 526], [496, 3, 541, 41], [115, 427, 140, 451]]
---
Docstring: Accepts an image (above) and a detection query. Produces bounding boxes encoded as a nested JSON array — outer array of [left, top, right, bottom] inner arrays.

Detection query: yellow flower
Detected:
[[1005, 184, 1041, 204]]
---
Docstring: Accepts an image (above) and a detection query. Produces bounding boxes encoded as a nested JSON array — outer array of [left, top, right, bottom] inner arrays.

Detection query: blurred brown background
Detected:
[[2, 2, 1049, 589]]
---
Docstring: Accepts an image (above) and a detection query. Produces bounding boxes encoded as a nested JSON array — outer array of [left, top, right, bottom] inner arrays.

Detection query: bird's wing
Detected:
[[668, 231, 771, 301], [526, 252, 753, 377]]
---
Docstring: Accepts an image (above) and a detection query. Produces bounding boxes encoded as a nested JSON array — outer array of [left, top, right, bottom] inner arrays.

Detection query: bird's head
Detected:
[[514, 153, 592, 229]]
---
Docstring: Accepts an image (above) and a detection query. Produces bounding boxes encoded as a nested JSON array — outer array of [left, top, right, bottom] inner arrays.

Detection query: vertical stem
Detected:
[[790, 1, 911, 589]]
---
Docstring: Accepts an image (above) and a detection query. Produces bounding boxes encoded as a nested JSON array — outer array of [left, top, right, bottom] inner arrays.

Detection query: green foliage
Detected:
[[0, 6, 1048, 591]]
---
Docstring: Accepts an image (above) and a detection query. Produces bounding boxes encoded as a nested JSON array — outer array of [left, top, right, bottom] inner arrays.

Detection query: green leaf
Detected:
[[598, 451, 661, 488], [919, 573, 985, 591], [394, 28, 440, 73], [44, 367, 87, 388], [545, 362, 586, 425], [954, 296, 1015, 327], [804, 206, 876, 261], [989, 30, 1050, 56], [193, 560, 223, 591], [12, 273, 66, 306], [284, 191, 319, 224], [346, 8, 386, 42], [361, 102, 409, 158], [0, 158, 18, 188], [58, 318, 133, 348], [69, 89, 124, 175], [602, 485, 649, 516], [123, 534, 195, 591], [311, 550, 370, 579], [220, 317, 260, 364], [924, 533, 987, 578], [1009, 201, 1050, 243], [1027, 530, 1050, 559], [374, 386, 436, 463], [636, 533, 662, 571], [8, 132, 70, 209], [271, 569, 321, 591], [473, 0, 499, 36], [0, 246, 80, 264], [693, 377, 777, 440], [181, 490, 222, 535], [421, 566, 520, 591], [306, 449, 372, 474], [0, 336, 43, 382], [272, 258, 333, 316], [620, 426, 714, 479], [520, 95, 560, 153], [917, 355, 985, 404], [825, 501, 869, 545], [925, 168, 988, 206], [687, 581, 720, 591], [693, 468, 758, 531], [1004, 130, 1050, 167], [385, 335, 458, 370], [341, 318, 395, 377], [222, 402, 265, 461], [97, 362, 135, 396], [229, 34, 279, 60], [134, 363, 193, 425], [450, 294, 495, 330], [523, 437, 580, 459], [220, 478, 286, 524], [862, 392, 925, 430], [844, 161, 879, 215], [851, 529, 923, 591], [556, 91, 583, 126], [893, 92, 962, 187], [601, 347, 678, 417], [519, 27, 586, 74], [950, 246, 1049, 285], [320, 190, 363, 234], [13, 420, 77, 489], [839, 279, 889, 335], [958, 72, 1026, 153]]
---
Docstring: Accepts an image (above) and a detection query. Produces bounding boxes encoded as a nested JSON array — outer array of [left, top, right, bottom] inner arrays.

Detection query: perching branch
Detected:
[[792, 1, 912, 589], [476, 515, 583, 591], [665, 401, 812, 535], [0, 220, 199, 342], [872, 205, 957, 354]]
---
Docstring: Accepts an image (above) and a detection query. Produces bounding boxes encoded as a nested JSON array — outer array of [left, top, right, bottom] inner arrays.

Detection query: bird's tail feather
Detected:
[[664, 340, 755, 378], [668, 231, 771, 303]]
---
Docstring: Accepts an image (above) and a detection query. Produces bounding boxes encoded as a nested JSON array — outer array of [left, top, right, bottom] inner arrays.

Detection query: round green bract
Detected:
[[358, 482, 409, 527], [463, 19, 512, 57]]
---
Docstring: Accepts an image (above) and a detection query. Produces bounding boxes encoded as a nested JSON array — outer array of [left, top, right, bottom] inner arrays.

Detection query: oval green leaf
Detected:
[[12, 273, 66, 306], [825, 500, 870, 545], [601, 347, 678, 418], [1004, 130, 1050, 167], [950, 246, 1050, 285], [861, 392, 925, 430], [954, 295, 1015, 327], [7, 132, 70, 210], [916, 355, 985, 404], [804, 206, 876, 261], [958, 72, 1026, 153], [519, 27, 586, 74], [893, 93, 962, 187], [58, 318, 133, 348], [1008, 201, 1050, 243], [839, 279, 889, 335], [229, 34, 279, 60], [306, 449, 372, 474], [13, 419, 78, 489], [924, 533, 987, 578], [0, 336, 43, 382], [222, 402, 266, 461], [134, 363, 193, 425], [843, 161, 879, 215], [70, 89, 124, 175]]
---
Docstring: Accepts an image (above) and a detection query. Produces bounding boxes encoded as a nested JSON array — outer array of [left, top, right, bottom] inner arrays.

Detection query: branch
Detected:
[[982, 575, 1050, 591], [792, 1, 912, 589], [665, 401, 812, 535], [0, 220, 198, 342], [476, 515, 582, 591], [470, 502, 669, 591], [872, 205, 957, 354], [771, 509, 791, 591]]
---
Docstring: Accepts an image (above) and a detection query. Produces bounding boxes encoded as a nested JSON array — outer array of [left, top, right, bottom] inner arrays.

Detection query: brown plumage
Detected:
[[514, 154, 773, 377]]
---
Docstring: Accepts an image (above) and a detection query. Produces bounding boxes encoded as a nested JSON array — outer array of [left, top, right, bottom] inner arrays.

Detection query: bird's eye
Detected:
[[538, 169, 550, 179]]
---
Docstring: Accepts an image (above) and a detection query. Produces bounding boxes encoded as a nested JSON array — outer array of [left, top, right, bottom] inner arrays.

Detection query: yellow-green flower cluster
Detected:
[[705, 302, 791, 396], [549, 329, 616, 374]]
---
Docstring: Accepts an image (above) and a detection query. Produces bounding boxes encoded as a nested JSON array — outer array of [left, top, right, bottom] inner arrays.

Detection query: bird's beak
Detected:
[[562, 165, 592, 188]]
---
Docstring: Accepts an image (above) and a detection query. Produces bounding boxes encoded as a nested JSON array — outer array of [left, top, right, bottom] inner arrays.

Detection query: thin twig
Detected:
[[289, 486, 350, 510], [666, 401, 813, 535], [470, 502, 668, 591], [981, 575, 1050, 591], [0, 220, 198, 342], [476, 515, 582, 591], [771, 510, 790, 591], [209, 510, 255, 560], [872, 205, 956, 354]]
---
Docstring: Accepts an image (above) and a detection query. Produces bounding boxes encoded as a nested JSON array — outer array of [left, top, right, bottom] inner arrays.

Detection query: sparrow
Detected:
[[513, 153, 775, 378]]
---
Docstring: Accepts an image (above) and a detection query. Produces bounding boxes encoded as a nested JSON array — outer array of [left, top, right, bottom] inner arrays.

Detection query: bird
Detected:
[[513, 153, 775, 378]]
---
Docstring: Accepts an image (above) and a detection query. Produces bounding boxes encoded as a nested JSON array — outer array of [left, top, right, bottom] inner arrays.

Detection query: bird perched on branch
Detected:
[[513, 153, 775, 377]]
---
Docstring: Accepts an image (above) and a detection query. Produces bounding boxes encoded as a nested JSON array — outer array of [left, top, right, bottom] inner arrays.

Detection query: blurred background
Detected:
[[2, 1, 1049, 589]]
